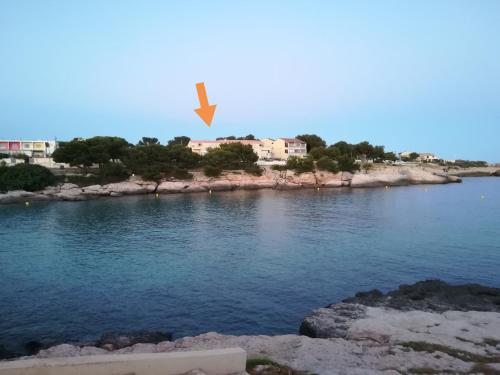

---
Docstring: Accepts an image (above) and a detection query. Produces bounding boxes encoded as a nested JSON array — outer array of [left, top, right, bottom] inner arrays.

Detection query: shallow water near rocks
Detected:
[[1, 177, 499, 352]]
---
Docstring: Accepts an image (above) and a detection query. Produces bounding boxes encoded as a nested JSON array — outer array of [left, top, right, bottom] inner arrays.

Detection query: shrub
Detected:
[[203, 143, 258, 170], [244, 164, 263, 176], [309, 146, 326, 160], [170, 167, 192, 180], [204, 165, 222, 177], [0, 164, 56, 192], [271, 164, 287, 171], [316, 156, 339, 173], [361, 163, 374, 172], [202, 142, 261, 177], [337, 155, 360, 172], [98, 162, 130, 182], [286, 156, 315, 174]]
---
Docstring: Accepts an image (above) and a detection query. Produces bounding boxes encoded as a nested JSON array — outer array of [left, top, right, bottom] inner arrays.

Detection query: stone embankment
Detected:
[[0, 165, 468, 205], [4, 281, 500, 374]]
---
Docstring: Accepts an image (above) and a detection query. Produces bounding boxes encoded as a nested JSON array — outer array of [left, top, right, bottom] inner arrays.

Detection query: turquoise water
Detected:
[[1, 178, 499, 352]]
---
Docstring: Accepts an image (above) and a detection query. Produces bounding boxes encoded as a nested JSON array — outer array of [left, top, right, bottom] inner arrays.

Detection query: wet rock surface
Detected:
[[342, 279, 500, 313], [299, 303, 368, 339], [0, 345, 18, 360]]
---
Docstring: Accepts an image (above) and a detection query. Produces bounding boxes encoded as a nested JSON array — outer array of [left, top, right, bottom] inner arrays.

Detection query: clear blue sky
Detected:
[[1, 1, 499, 161]]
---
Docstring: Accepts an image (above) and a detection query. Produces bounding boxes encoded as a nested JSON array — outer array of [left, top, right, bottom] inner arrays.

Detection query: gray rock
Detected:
[[60, 183, 79, 190], [96, 330, 172, 351], [299, 303, 368, 338], [37, 344, 80, 358], [0, 190, 35, 204], [79, 346, 108, 356]]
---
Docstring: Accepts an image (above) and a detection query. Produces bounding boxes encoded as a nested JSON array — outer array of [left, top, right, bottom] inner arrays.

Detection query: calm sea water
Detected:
[[1, 178, 500, 351]]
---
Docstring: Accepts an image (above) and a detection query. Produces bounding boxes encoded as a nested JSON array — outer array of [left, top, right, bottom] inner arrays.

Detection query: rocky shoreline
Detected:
[[0, 164, 487, 205], [2, 280, 500, 374]]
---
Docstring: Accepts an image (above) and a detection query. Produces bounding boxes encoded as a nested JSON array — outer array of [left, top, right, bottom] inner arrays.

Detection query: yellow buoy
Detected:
[[155, 193, 159, 198], [385, 185, 389, 189], [209, 189, 212, 195], [317, 187, 320, 191], [25, 201, 30, 207]]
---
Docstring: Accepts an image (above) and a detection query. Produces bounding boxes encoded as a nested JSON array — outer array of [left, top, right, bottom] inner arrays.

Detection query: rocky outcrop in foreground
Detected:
[[6, 281, 500, 374], [0, 165, 464, 204], [341, 279, 500, 313]]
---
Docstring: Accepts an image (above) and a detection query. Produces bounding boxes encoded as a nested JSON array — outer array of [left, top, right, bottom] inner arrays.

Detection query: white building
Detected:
[[0, 140, 57, 158], [417, 153, 439, 162]]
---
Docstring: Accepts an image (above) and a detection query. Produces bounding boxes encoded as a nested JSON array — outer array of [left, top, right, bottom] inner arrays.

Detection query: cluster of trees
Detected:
[[215, 134, 255, 141], [203, 143, 261, 177], [0, 164, 56, 192], [284, 135, 397, 174], [52, 136, 262, 182]]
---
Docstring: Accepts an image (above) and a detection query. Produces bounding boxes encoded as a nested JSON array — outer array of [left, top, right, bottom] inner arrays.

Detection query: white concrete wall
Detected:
[[0, 158, 25, 166], [0, 348, 247, 375], [31, 158, 69, 169]]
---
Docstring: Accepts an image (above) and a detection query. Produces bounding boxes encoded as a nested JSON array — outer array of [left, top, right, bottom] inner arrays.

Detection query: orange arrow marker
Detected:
[[194, 82, 216, 127]]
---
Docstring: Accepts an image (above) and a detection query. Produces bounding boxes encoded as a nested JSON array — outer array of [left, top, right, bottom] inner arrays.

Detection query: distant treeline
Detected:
[[444, 160, 488, 168], [0, 134, 490, 192], [50, 135, 395, 181]]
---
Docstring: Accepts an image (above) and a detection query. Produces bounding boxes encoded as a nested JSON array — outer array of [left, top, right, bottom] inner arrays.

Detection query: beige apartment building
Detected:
[[187, 139, 272, 160], [187, 138, 307, 161], [262, 138, 307, 160]]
